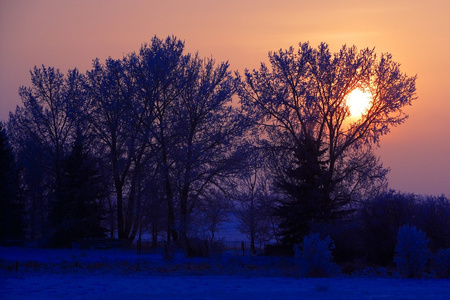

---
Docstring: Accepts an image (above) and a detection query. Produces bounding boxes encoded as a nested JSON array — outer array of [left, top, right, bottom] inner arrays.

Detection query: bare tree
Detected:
[[171, 54, 247, 247], [197, 190, 232, 244], [134, 36, 185, 244], [7, 66, 79, 239], [237, 43, 417, 244], [84, 56, 150, 242], [236, 151, 277, 253]]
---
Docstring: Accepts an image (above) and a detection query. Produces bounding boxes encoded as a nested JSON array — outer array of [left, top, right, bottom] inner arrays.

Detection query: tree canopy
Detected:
[[237, 42, 416, 244], [4, 38, 417, 249]]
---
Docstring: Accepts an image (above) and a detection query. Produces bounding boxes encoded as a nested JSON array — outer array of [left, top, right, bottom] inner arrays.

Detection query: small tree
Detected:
[[432, 248, 450, 278], [49, 130, 107, 247], [8, 66, 79, 239], [294, 233, 339, 277], [236, 153, 276, 254], [0, 123, 24, 242], [394, 224, 430, 278], [275, 135, 333, 245], [199, 191, 232, 244]]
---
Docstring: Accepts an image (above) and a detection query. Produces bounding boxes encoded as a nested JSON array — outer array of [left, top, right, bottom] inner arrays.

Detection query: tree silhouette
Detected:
[[171, 54, 246, 245], [5, 37, 419, 253], [85, 53, 153, 242], [0, 123, 24, 242], [134, 36, 185, 243], [83, 36, 246, 246], [275, 133, 332, 245], [236, 148, 277, 253], [7, 66, 79, 239], [49, 129, 107, 247], [237, 42, 416, 244]]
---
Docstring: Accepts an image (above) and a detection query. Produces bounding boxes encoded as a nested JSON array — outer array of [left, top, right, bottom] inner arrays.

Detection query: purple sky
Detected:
[[1, 0, 449, 196]]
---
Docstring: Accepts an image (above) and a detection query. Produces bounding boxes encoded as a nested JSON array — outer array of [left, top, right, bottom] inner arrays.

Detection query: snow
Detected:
[[1, 247, 450, 299], [3, 273, 450, 299]]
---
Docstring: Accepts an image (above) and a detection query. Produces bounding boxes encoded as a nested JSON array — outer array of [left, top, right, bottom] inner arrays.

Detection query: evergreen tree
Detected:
[[0, 123, 24, 242], [275, 134, 333, 245], [50, 130, 107, 247]]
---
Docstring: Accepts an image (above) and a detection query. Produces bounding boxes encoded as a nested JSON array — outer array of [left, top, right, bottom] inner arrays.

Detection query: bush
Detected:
[[358, 191, 416, 266], [415, 196, 450, 251], [294, 233, 340, 277], [310, 220, 365, 264], [432, 248, 450, 278], [264, 244, 294, 257], [185, 238, 210, 258], [394, 224, 431, 278]]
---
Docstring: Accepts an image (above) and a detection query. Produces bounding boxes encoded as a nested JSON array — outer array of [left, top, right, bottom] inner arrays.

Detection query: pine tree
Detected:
[[0, 123, 24, 242], [50, 129, 107, 247], [275, 135, 332, 245]]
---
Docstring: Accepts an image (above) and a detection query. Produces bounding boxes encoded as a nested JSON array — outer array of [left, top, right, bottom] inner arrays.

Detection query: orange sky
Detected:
[[1, 0, 449, 196]]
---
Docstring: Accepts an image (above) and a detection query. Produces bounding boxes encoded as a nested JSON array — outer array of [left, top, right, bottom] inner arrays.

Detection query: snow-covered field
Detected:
[[1, 247, 450, 299], [4, 273, 450, 300]]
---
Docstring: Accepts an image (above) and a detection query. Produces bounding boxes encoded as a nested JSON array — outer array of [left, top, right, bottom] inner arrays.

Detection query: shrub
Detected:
[[310, 220, 365, 264], [394, 224, 431, 278], [185, 238, 210, 258], [294, 233, 340, 277], [358, 191, 416, 266], [415, 196, 450, 251], [264, 244, 294, 257], [432, 248, 450, 278]]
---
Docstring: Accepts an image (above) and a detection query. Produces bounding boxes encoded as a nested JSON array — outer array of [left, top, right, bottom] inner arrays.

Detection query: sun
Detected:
[[346, 88, 372, 118]]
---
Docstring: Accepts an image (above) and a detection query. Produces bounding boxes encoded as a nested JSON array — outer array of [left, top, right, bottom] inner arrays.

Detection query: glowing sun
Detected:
[[346, 88, 372, 117]]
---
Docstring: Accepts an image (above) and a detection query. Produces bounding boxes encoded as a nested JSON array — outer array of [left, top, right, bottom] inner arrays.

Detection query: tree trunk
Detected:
[[180, 184, 190, 248], [250, 192, 257, 254], [113, 155, 125, 239], [115, 182, 125, 239], [162, 150, 177, 244], [250, 233, 256, 255], [108, 195, 115, 239]]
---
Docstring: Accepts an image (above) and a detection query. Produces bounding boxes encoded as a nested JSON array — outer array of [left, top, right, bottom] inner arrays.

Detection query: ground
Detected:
[[1, 247, 449, 299]]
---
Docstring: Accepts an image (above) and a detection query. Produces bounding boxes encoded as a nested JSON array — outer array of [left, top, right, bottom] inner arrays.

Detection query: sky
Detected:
[[0, 0, 449, 196]]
